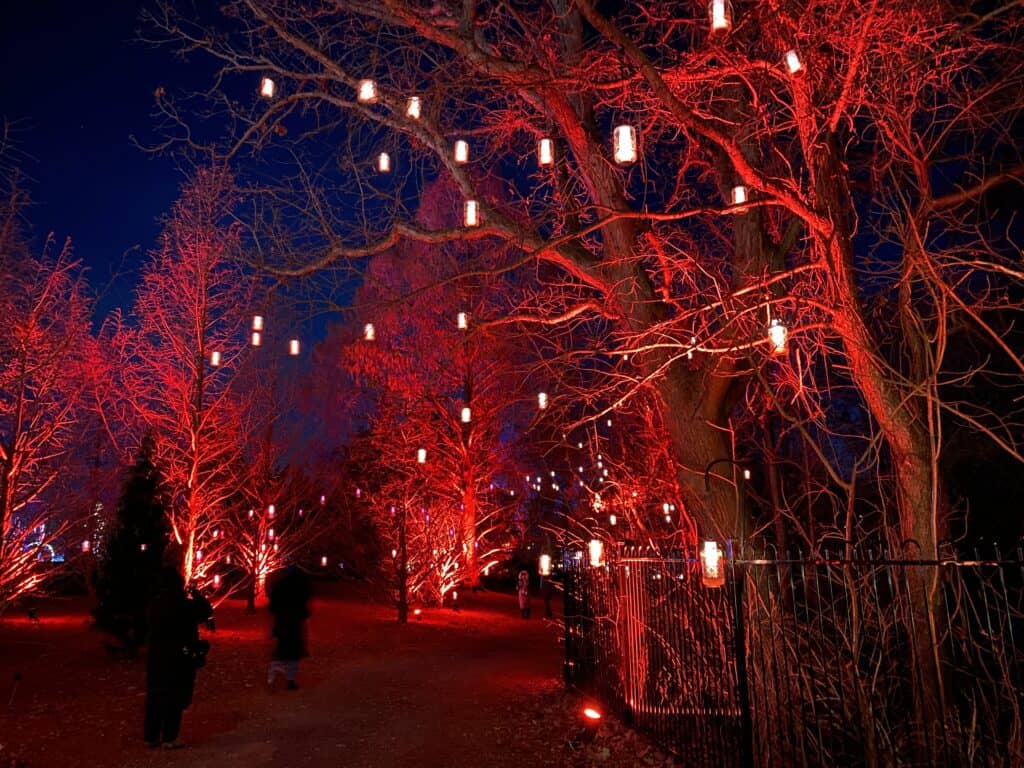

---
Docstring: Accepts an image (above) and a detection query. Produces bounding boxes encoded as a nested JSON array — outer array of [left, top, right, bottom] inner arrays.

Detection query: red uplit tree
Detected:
[[0, 171, 98, 608], [109, 168, 255, 585]]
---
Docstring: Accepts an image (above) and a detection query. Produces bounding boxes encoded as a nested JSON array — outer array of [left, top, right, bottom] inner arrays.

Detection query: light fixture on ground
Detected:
[[613, 125, 637, 164]]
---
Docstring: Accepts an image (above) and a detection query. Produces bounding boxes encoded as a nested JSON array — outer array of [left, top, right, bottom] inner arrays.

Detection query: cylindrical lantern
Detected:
[[609, 514, 617, 526], [364, 323, 376, 341], [213, 574, 221, 587], [539, 554, 552, 576], [81, 539, 91, 553], [709, 0, 732, 32], [378, 152, 391, 172], [321, 555, 328, 567], [252, 315, 264, 331], [289, 339, 300, 356], [537, 391, 548, 409], [457, 311, 468, 329], [195, 549, 203, 562], [464, 199, 479, 227], [417, 448, 427, 463], [538, 137, 554, 166], [588, 539, 604, 568], [613, 125, 637, 164], [357, 79, 377, 103], [406, 96, 421, 119], [268, 528, 275, 540], [251, 331, 262, 347], [454, 139, 469, 164], [768, 318, 788, 354], [140, 543, 148, 552], [260, 77, 276, 99], [785, 49, 803, 75], [701, 540, 725, 588], [210, 351, 221, 366], [731, 185, 748, 205], [268, 504, 276, 517], [461, 406, 471, 423]]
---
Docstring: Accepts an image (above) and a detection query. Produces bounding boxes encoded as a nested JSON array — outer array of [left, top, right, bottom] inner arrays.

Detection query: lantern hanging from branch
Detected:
[[321, 556, 328, 567], [252, 315, 264, 331], [210, 351, 221, 367], [768, 318, 788, 355], [613, 125, 637, 164], [609, 514, 617, 526], [417, 448, 427, 464], [537, 391, 548, 410], [363, 323, 376, 341], [454, 140, 469, 164], [377, 152, 391, 173], [268, 504, 276, 518], [461, 406, 471, 423], [588, 539, 604, 568], [709, 0, 732, 32], [289, 339, 300, 356], [457, 311, 468, 330], [251, 331, 262, 347], [260, 77, 276, 99], [463, 199, 479, 227], [357, 79, 377, 103], [700, 540, 725, 587], [785, 49, 803, 75], [539, 554, 552, 576], [81, 540, 91, 553], [538, 138, 554, 166], [731, 185, 748, 205], [406, 96, 421, 119]]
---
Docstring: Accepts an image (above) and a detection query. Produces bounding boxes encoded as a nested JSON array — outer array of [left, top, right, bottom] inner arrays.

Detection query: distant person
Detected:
[[144, 566, 213, 749], [517, 569, 531, 619], [267, 565, 312, 690]]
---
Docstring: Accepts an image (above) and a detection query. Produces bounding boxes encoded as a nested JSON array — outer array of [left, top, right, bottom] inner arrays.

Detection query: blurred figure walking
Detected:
[[267, 565, 311, 690], [517, 569, 531, 619]]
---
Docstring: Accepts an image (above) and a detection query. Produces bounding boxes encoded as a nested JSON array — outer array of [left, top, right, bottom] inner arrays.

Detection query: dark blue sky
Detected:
[[1, 1, 203, 313]]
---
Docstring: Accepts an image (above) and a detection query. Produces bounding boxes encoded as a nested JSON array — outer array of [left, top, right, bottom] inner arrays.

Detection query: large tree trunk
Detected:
[[460, 476, 478, 583]]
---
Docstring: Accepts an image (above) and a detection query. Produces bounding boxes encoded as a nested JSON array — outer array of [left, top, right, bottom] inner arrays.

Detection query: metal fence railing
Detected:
[[563, 545, 1024, 767]]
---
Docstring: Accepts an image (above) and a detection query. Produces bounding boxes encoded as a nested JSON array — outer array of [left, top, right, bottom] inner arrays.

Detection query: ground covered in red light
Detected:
[[1, 585, 672, 767]]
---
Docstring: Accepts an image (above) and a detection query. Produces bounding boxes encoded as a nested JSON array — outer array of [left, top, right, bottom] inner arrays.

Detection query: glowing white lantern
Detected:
[[417, 448, 427, 464], [709, 0, 732, 31], [538, 392, 548, 409], [464, 199, 479, 227], [768, 318, 788, 354], [210, 351, 221, 366], [454, 140, 469, 164], [609, 514, 617, 526], [701, 540, 724, 587], [743, 468, 751, 480], [251, 331, 262, 347], [260, 77, 276, 99], [140, 543, 147, 552], [785, 49, 803, 75], [613, 125, 637, 164], [406, 96, 421, 119], [364, 323, 376, 341], [457, 311, 468, 330], [213, 574, 221, 587], [589, 539, 604, 568], [391, 548, 398, 558], [226, 555, 232, 565], [538, 138, 554, 166], [252, 315, 264, 331], [321, 555, 328, 567], [268, 528, 275, 539], [461, 406, 471, 423], [378, 152, 391, 173], [320, 495, 326, 505], [268, 504, 276, 518], [357, 79, 377, 103], [539, 554, 552, 576], [731, 185, 748, 205], [248, 509, 255, 519], [195, 549, 203, 562], [81, 540, 91, 553], [289, 339, 300, 356]]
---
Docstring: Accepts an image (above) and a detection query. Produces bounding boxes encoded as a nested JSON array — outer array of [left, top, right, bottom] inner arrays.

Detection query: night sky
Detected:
[[1, 1, 205, 314]]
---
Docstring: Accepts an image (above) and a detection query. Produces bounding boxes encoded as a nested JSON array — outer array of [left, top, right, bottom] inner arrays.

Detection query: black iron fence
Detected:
[[563, 544, 1024, 767]]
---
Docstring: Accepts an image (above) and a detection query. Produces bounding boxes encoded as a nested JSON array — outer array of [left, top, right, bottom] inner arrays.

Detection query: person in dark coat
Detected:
[[144, 566, 213, 748], [267, 565, 311, 690]]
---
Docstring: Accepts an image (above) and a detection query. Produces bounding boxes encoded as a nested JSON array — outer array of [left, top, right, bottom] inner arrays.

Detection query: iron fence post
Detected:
[[733, 561, 754, 768]]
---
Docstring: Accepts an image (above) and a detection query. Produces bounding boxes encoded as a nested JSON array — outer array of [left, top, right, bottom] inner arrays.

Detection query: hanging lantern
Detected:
[[457, 311, 468, 330], [81, 539, 91, 553], [260, 77, 276, 99], [613, 125, 637, 164], [537, 391, 548, 409], [589, 539, 604, 568], [289, 339, 300, 356], [768, 318, 788, 355], [378, 152, 391, 173], [539, 554, 552, 576], [140, 543, 148, 552], [320, 494, 326, 505], [195, 549, 203, 562], [321, 555, 328, 567], [461, 406, 471, 423], [700, 540, 725, 588], [538, 137, 554, 166], [364, 323, 376, 341], [454, 140, 469, 164], [357, 79, 377, 103], [213, 574, 221, 587], [406, 96, 421, 119], [417, 448, 427, 464], [268, 504, 276, 518], [226, 554, 232, 565], [709, 0, 733, 32], [268, 528, 275, 539], [743, 468, 751, 480], [785, 49, 803, 75], [210, 351, 221, 367], [731, 185, 748, 205], [463, 199, 480, 227], [252, 315, 264, 331], [251, 331, 262, 347], [248, 508, 255, 519]]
